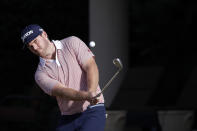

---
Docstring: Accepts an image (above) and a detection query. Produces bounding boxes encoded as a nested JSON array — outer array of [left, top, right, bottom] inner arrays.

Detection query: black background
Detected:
[[0, 0, 89, 98]]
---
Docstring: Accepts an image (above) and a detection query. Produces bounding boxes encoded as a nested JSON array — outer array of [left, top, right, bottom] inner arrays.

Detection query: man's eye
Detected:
[[28, 44, 34, 48], [28, 45, 33, 49]]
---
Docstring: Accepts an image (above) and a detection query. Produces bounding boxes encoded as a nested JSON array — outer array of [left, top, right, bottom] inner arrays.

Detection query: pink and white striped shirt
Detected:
[[35, 36, 104, 115]]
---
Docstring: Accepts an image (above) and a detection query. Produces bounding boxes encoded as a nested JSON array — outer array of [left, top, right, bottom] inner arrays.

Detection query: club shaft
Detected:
[[101, 70, 120, 92], [95, 69, 121, 98]]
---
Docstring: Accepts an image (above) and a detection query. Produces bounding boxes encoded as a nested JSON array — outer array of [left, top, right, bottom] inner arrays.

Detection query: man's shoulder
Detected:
[[34, 64, 49, 81], [60, 36, 81, 44], [35, 64, 44, 75]]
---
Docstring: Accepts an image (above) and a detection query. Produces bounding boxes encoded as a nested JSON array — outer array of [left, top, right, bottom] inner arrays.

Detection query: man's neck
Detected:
[[44, 42, 56, 60]]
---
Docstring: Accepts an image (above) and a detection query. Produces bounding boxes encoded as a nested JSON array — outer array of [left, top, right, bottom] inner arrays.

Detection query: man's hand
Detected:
[[86, 92, 99, 105]]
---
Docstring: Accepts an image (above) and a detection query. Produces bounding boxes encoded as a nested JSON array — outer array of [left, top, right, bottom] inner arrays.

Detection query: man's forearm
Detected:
[[51, 83, 91, 101]]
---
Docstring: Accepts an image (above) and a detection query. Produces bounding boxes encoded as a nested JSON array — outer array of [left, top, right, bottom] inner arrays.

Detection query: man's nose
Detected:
[[32, 44, 38, 50]]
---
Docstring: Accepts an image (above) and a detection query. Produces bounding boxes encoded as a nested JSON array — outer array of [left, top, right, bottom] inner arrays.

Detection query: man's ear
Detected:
[[41, 31, 48, 39]]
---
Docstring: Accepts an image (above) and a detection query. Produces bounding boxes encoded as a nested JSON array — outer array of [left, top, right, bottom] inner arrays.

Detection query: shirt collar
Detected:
[[40, 40, 63, 67], [52, 40, 63, 50]]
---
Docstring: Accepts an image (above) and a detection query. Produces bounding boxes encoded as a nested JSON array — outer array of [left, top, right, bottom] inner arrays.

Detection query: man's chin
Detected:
[[35, 52, 43, 57]]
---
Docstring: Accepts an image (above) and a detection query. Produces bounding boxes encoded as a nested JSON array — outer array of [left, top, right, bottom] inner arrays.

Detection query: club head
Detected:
[[113, 58, 123, 70]]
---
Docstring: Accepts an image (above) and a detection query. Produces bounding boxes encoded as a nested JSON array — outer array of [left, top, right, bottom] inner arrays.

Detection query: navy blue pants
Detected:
[[56, 104, 106, 131]]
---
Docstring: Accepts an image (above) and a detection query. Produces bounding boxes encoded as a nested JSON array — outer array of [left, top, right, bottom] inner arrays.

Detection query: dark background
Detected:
[[0, 0, 89, 97], [111, 0, 197, 108], [127, 0, 197, 108], [0, 0, 197, 130]]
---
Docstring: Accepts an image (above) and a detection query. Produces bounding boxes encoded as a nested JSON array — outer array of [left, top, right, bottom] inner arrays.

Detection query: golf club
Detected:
[[94, 58, 123, 98]]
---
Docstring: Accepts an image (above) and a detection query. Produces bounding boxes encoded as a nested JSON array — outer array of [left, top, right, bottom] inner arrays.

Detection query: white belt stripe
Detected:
[[89, 103, 104, 108]]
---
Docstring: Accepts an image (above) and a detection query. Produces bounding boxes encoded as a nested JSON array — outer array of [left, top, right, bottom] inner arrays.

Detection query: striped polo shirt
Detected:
[[35, 36, 104, 115]]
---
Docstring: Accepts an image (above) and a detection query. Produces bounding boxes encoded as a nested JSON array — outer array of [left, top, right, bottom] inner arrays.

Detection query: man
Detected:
[[21, 24, 106, 131]]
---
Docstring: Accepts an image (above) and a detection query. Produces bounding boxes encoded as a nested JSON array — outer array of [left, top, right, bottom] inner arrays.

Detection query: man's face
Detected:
[[27, 32, 50, 57]]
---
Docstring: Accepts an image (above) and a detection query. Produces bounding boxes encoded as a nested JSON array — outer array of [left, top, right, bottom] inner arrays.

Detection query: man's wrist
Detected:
[[80, 91, 92, 100]]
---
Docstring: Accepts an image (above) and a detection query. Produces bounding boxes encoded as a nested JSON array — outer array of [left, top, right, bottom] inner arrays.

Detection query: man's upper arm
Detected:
[[35, 71, 60, 96], [68, 36, 95, 67], [83, 57, 97, 72]]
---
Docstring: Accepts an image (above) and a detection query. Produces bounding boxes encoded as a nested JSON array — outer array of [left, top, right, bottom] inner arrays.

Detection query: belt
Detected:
[[88, 103, 104, 109]]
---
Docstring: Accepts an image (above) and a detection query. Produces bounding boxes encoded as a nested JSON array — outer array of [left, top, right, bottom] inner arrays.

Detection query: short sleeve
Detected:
[[68, 36, 94, 67], [35, 70, 59, 96]]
